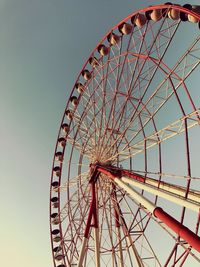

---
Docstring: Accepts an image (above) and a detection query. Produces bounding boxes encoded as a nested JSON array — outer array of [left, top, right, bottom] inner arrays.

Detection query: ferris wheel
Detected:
[[50, 3, 200, 267]]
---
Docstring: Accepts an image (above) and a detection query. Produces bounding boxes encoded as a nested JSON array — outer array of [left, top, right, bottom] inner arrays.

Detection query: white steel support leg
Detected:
[[77, 237, 88, 267], [126, 233, 144, 267], [115, 178, 156, 213], [116, 226, 124, 267], [144, 177, 199, 203], [121, 176, 200, 213], [94, 227, 100, 267], [116, 205, 144, 267]]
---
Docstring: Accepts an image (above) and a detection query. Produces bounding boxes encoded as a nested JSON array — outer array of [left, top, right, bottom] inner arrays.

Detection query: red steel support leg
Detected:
[[154, 207, 200, 253], [84, 182, 98, 238], [78, 179, 100, 267]]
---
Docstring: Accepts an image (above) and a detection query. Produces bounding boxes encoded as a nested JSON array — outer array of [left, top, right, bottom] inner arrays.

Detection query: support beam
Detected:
[[94, 227, 100, 267], [113, 189, 124, 267], [77, 169, 100, 267], [115, 178, 155, 213], [95, 165, 200, 253], [98, 166, 200, 203], [154, 207, 200, 253], [112, 188, 144, 267], [121, 176, 200, 213], [125, 231, 145, 267], [121, 170, 200, 203], [116, 226, 124, 267], [77, 237, 88, 267], [114, 177, 200, 253]]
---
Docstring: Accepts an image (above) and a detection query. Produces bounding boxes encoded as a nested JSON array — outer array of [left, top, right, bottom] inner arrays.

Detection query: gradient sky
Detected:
[[1, 1, 200, 266]]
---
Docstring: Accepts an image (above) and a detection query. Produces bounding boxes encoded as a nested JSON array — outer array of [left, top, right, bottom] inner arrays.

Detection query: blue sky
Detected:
[[1, 1, 200, 266]]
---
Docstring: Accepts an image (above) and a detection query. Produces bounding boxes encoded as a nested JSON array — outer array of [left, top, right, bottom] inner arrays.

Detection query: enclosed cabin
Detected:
[[82, 69, 92, 80], [118, 22, 133, 35], [167, 4, 180, 20], [75, 82, 85, 93], [61, 123, 70, 134], [51, 229, 61, 242], [107, 32, 120, 45], [58, 137, 66, 148], [180, 4, 192, 21], [65, 109, 73, 120], [70, 96, 78, 107], [169, 4, 200, 23], [97, 44, 110, 56], [55, 151, 63, 162], [51, 181, 60, 192], [131, 13, 147, 28], [51, 196, 59, 208], [145, 8, 162, 21], [55, 254, 64, 262], [188, 5, 200, 23], [53, 166, 61, 177], [53, 246, 62, 253], [51, 213, 60, 225], [89, 57, 99, 68]]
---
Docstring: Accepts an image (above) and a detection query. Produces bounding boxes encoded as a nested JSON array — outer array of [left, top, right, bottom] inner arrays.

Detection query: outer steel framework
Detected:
[[74, 162, 200, 266], [50, 3, 200, 267]]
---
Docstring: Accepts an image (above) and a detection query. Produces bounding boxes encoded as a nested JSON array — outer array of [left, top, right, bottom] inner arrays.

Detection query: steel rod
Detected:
[[121, 176, 200, 213], [77, 237, 88, 267], [121, 170, 200, 202], [94, 227, 100, 267]]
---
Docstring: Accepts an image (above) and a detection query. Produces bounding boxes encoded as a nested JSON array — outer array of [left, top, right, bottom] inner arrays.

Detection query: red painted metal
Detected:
[[96, 166, 121, 179], [154, 207, 200, 253], [114, 207, 120, 228], [84, 181, 98, 238], [97, 165, 145, 182], [112, 186, 120, 228], [84, 192, 94, 238], [91, 181, 98, 228], [121, 169, 145, 183]]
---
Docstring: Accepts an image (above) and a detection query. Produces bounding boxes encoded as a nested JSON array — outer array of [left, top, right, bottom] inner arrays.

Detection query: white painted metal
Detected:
[[114, 179, 162, 267], [121, 176, 200, 213], [116, 209, 144, 267], [145, 177, 200, 203], [94, 227, 100, 267], [115, 178, 156, 213], [116, 226, 124, 267], [77, 237, 88, 267], [126, 234, 145, 267]]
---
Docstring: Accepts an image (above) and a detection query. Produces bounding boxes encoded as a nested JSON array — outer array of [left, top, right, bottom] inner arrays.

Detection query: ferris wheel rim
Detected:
[[50, 3, 200, 267]]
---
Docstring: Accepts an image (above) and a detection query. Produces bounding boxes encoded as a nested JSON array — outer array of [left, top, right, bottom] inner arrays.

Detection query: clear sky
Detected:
[[1, 1, 200, 267]]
